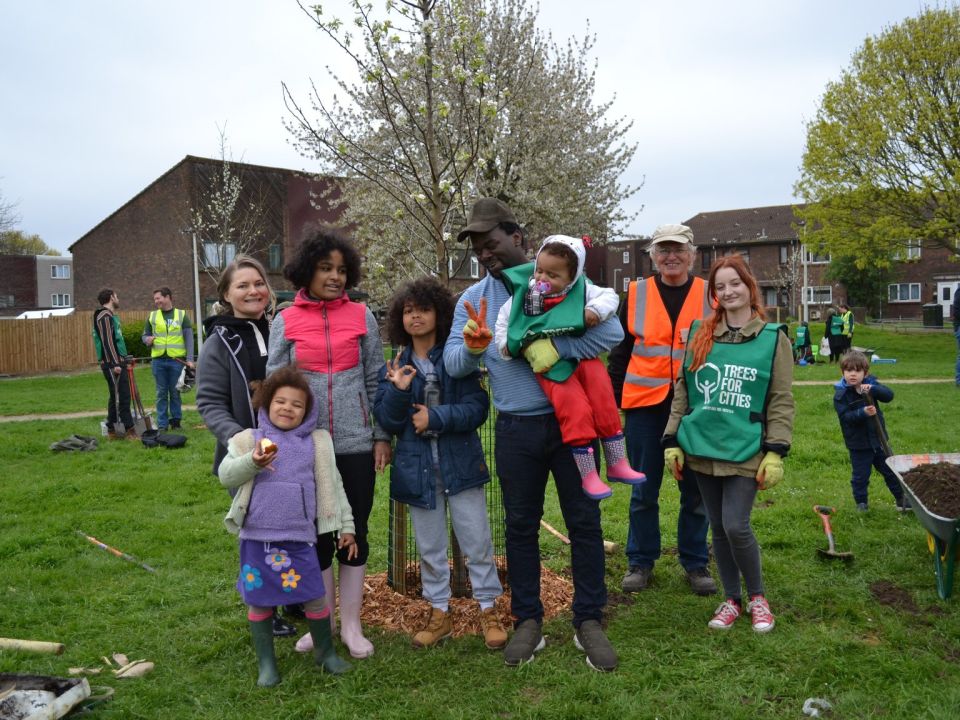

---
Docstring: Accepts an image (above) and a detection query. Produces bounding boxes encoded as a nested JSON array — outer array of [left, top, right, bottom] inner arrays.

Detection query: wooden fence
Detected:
[[0, 311, 173, 376]]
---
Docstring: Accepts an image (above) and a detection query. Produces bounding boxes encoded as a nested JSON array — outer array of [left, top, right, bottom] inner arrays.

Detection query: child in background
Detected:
[[794, 321, 813, 364], [494, 234, 645, 499], [833, 350, 909, 512], [373, 277, 506, 651], [218, 365, 355, 687]]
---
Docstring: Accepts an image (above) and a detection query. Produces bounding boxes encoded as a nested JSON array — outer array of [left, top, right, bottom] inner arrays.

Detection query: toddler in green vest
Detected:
[[494, 234, 646, 499]]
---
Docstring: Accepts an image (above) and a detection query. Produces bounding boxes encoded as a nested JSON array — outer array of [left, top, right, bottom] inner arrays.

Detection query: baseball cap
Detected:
[[649, 224, 694, 246], [457, 198, 518, 242]]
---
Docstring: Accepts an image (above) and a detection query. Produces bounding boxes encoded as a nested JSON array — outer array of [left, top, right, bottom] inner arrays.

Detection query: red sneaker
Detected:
[[707, 600, 741, 630], [747, 595, 775, 633]]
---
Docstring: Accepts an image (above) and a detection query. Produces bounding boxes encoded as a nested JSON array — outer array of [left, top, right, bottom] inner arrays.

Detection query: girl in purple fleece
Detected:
[[219, 365, 356, 687]]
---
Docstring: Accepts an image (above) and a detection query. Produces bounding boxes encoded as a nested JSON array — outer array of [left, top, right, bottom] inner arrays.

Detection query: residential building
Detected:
[[69, 156, 341, 314], [595, 204, 960, 324], [0, 255, 74, 317]]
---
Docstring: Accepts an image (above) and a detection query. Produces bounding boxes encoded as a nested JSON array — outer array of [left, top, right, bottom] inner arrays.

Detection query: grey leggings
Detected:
[[692, 470, 764, 601]]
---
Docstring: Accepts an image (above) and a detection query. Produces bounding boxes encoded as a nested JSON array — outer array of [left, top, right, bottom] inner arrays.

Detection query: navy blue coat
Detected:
[[373, 344, 490, 510], [833, 375, 893, 451]]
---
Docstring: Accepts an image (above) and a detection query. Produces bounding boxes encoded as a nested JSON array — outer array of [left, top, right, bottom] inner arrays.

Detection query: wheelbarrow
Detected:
[[886, 453, 960, 600]]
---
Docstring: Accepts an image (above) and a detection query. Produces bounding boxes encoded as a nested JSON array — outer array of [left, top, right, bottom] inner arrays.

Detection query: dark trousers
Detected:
[[495, 412, 606, 628], [317, 451, 375, 568], [624, 403, 710, 571], [101, 364, 134, 430], [849, 447, 902, 505]]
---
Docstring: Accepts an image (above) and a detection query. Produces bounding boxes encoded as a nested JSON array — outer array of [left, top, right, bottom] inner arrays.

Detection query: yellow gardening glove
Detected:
[[664, 447, 684, 481], [756, 451, 784, 490], [523, 339, 559, 374]]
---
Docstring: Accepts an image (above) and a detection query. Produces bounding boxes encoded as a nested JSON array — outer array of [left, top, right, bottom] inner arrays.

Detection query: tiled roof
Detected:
[[683, 204, 807, 247]]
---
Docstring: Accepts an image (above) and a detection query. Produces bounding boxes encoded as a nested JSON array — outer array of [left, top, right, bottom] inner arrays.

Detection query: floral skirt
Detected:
[[236, 539, 325, 607]]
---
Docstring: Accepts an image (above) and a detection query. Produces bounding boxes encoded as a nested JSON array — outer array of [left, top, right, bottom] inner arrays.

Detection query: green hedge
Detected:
[[121, 320, 149, 360]]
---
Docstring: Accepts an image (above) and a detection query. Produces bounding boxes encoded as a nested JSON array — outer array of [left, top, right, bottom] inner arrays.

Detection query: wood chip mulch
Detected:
[[359, 558, 573, 638]]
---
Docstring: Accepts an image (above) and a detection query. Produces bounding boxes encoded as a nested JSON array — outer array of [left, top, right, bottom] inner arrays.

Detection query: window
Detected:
[[51, 264, 70, 279], [622, 251, 630, 264], [447, 253, 481, 279], [888, 283, 920, 303], [470, 256, 480, 279], [700, 250, 711, 272], [268, 244, 283, 272], [804, 286, 833, 304], [722, 248, 749, 263], [893, 240, 921, 261], [805, 249, 830, 264], [0, 295, 14, 308], [763, 288, 778, 306], [203, 242, 236, 269], [50, 293, 70, 307], [779, 246, 788, 264], [622, 277, 630, 293]]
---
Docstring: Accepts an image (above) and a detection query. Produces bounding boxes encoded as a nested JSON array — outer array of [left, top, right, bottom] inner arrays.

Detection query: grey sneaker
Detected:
[[686, 567, 718, 596], [503, 619, 545, 667], [856, 502, 869, 512], [574, 619, 617, 672], [895, 496, 912, 513], [622, 566, 652, 593]]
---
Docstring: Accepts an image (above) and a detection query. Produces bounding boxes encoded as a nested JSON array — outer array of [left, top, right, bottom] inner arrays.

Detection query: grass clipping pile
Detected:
[[360, 558, 573, 639], [902, 462, 960, 519]]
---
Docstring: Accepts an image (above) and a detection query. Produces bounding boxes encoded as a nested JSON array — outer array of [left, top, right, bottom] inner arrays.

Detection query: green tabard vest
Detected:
[[149, 308, 186, 358], [794, 325, 808, 349], [676, 321, 780, 463], [502, 262, 586, 382], [828, 314, 844, 334]]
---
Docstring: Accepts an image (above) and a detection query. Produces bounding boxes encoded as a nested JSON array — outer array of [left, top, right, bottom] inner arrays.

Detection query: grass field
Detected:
[[1, 324, 958, 719]]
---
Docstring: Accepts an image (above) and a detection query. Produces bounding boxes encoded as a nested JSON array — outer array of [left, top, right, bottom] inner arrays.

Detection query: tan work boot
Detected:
[[480, 608, 507, 650], [124, 428, 139, 441], [412, 608, 452, 648]]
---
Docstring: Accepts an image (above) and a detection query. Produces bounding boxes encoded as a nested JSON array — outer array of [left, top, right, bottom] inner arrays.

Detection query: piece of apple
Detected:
[[259, 438, 277, 455]]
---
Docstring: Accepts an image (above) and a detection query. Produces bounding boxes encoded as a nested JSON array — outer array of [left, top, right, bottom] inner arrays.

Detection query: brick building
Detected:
[[69, 156, 340, 314], [594, 204, 960, 324], [0, 255, 74, 317]]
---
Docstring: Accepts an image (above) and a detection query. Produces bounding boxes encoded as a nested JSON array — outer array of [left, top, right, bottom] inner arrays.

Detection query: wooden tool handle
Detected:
[[0, 637, 65, 654]]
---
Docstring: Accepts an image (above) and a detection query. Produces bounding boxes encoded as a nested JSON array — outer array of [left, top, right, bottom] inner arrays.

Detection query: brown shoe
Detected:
[[107, 431, 121, 440], [481, 608, 507, 650], [412, 608, 451, 648], [124, 428, 139, 441]]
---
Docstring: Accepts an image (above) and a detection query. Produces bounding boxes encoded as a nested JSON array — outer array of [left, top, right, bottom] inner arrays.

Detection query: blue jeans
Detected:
[[623, 403, 710, 571], [849, 447, 903, 505], [495, 412, 606, 628], [151, 356, 183, 429]]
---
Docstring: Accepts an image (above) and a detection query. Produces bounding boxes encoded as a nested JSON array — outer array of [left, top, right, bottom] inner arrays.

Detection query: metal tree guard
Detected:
[[387, 375, 506, 598]]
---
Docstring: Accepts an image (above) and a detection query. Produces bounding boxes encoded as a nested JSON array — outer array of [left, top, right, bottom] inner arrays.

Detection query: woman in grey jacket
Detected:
[[197, 255, 300, 638]]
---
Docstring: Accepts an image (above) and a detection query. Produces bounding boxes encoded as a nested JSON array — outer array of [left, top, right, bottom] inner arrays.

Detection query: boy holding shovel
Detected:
[[832, 351, 909, 512]]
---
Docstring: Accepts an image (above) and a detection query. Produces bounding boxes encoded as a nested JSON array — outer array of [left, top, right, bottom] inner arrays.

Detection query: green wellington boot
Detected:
[[307, 616, 352, 675], [249, 617, 281, 687]]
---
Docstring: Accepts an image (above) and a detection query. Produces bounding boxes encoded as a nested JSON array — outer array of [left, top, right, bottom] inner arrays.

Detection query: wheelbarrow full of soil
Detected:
[[886, 453, 960, 599]]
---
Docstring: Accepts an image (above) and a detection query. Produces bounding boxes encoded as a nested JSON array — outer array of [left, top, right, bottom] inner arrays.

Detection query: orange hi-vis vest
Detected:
[[622, 276, 712, 408]]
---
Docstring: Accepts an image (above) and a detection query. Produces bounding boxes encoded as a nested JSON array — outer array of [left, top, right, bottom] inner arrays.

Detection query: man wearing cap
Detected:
[[444, 198, 624, 672], [607, 224, 717, 596]]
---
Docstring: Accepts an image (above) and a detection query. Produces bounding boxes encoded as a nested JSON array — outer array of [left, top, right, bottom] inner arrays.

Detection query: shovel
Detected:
[[814, 506, 854, 561], [863, 388, 893, 458]]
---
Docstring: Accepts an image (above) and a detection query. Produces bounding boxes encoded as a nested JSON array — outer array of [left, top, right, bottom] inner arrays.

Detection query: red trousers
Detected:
[[537, 358, 623, 447]]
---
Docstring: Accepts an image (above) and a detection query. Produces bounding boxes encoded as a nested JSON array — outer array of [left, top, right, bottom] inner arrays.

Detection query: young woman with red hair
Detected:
[[661, 255, 794, 633]]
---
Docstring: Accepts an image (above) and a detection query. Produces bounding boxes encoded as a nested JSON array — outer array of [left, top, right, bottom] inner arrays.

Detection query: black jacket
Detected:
[[833, 374, 893, 452]]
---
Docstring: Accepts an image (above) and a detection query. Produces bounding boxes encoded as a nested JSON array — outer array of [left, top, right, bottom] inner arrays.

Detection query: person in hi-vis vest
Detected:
[[143, 286, 195, 430], [607, 224, 717, 597]]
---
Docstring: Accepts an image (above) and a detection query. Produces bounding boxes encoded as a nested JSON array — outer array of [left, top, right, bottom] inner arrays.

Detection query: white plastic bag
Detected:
[[819, 337, 830, 356]]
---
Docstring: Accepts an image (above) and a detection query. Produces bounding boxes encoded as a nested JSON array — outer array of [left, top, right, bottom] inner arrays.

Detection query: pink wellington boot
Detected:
[[573, 446, 612, 500], [602, 435, 646, 485]]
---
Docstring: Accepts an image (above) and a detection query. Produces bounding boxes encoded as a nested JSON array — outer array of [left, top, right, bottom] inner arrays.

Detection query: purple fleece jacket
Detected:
[[238, 394, 320, 543]]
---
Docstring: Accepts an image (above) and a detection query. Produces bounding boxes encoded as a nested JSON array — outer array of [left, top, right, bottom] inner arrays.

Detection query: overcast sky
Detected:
[[0, 0, 931, 255]]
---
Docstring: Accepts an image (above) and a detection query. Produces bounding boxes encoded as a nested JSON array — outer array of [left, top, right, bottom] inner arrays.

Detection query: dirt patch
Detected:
[[901, 462, 960, 519], [869, 579, 920, 614]]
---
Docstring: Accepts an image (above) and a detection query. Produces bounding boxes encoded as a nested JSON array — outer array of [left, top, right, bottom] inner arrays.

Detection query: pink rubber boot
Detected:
[[573, 446, 612, 500], [602, 435, 646, 485]]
